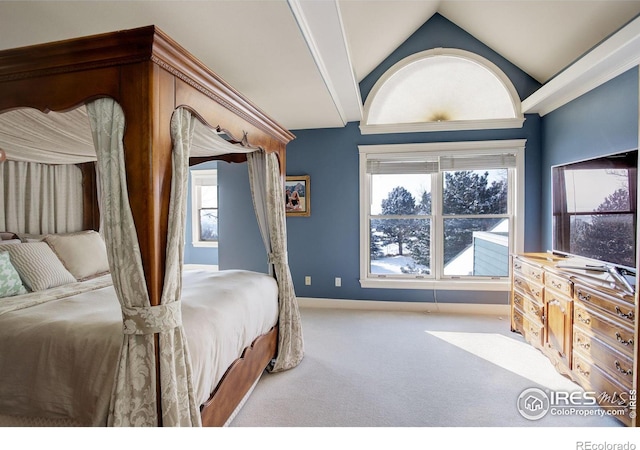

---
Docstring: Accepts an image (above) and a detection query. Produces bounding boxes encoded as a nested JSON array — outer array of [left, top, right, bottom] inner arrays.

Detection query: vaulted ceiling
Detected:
[[1, 1, 640, 130]]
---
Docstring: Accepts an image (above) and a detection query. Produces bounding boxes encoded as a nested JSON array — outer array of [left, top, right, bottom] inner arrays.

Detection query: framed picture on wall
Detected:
[[285, 175, 310, 217]]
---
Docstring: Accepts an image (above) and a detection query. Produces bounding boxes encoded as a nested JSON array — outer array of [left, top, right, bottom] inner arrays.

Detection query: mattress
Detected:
[[0, 268, 279, 426]]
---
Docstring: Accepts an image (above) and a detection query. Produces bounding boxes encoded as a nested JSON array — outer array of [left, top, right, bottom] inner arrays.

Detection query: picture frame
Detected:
[[285, 175, 310, 217]]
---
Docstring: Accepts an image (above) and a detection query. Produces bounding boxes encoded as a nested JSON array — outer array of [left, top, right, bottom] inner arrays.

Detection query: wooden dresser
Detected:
[[511, 253, 638, 426]]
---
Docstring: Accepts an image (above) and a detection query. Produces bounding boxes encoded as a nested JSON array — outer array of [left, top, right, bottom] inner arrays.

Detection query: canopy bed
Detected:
[[0, 26, 304, 426]]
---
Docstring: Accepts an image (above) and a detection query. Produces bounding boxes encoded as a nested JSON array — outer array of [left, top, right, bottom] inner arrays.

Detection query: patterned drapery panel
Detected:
[[247, 151, 304, 372], [87, 99, 200, 426]]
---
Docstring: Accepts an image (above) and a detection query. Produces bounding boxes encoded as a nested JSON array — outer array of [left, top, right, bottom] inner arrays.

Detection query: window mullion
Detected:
[[433, 170, 443, 281]]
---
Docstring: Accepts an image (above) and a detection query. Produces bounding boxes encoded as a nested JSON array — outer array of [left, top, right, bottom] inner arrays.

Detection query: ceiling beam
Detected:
[[522, 14, 640, 116], [287, 0, 363, 125]]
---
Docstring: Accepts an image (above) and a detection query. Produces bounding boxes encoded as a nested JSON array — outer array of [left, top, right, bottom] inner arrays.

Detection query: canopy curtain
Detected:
[[87, 98, 200, 426], [0, 160, 83, 234], [247, 151, 304, 371]]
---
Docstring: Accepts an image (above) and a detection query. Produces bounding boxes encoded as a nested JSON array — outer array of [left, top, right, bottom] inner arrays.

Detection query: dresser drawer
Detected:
[[574, 302, 634, 357], [513, 308, 544, 349], [574, 284, 635, 328], [512, 308, 525, 335], [573, 328, 634, 389], [513, 290, 544, 326], [513, 259, 544, 283], [512, 290, 524, 310], [521, 314, 544, 349], [545, 272, 572, 297], [572, 352, 633, 426], [513, 274, 544, 303]]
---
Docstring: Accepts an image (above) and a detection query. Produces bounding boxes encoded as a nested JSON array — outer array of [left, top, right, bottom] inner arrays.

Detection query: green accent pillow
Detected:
[[0, 251, 27, 298]]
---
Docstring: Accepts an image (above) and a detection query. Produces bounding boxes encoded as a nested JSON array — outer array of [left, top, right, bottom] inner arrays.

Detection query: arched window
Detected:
[[361, 49, 524, 134]]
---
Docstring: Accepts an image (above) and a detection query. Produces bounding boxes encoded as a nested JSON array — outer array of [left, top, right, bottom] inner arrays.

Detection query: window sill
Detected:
[[192, 241, 219, 248], [359, 277, 511, 291], [359, 117, 524, 135]]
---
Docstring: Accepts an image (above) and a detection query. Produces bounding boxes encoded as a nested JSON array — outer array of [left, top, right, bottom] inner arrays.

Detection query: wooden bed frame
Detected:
[[0, 26, 294, 426]]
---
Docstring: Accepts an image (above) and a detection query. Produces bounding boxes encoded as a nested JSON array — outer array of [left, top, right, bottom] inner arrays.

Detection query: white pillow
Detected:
[[0, 242, 21, 252], [45, 231, 110, 281], [0, 239, 21, 244], [8, 242, 76, 291]]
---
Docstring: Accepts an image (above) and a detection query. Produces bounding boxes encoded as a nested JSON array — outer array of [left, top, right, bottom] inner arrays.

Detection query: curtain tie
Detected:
[[121, 302, 182, 335]]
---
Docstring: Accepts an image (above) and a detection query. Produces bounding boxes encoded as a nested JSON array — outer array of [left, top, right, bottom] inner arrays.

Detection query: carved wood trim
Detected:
[[0, 26, 155, 81], [189, 154, 248, 167], [200, 326, 278, 426]]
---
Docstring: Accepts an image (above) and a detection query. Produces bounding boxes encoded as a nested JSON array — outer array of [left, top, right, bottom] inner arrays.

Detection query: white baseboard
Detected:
[[184, 264, 219, 271], [297, 297, 510, 316]]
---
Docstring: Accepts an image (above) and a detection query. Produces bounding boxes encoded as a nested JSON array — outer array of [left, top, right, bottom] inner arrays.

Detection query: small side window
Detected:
[[191, 169, 218, 247]]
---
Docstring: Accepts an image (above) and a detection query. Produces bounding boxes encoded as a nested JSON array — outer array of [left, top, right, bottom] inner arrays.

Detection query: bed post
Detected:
[[116, 60, 176, 426], [78, 162, 100, 232], [117, 62, 174, 310]]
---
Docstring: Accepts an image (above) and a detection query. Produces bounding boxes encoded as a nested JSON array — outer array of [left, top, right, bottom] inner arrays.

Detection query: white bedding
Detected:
[[0, 269, 278, 426]]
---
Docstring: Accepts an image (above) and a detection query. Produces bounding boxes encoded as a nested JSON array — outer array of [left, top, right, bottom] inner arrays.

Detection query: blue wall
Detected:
[[540, 67, 639, 248], [360, 13, 541, 103], [218, 160, 269, 274], [284, 120, 541, 303]]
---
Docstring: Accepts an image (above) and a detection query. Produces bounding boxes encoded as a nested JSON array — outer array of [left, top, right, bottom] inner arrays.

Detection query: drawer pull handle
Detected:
[[577, 313, 590, 325], [530, 306, 539, 316], [514, 278, 522, 286], [514, 263, 522, 270], [576, 339, 590, 350], [551, 280, 562, 289], [615, 360, 633, 376], [529, 327, 539, 337], [534, 273, 541, 280], [615, 332, 633, 346], [548, 298, 566, 313], [576, 364, 590, 377], [514, 297, 521, 305], [577, 291, 591, 302], [615, 306, 634, 320]]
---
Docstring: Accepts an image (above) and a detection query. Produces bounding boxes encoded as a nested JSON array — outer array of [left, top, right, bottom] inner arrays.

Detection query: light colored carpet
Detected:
[[230, 306, 622, 427]]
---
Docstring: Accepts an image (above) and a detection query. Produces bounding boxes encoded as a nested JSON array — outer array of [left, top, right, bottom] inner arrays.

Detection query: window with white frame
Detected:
[[359, 140, 525, 291], [191, 169, 218, 247]]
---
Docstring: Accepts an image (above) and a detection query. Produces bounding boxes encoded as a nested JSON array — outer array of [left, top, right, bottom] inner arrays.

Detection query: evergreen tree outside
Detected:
[[442, 170, 507, 266], [407, 190, 431, 270], [199, 209, 218, 241], [572, 187, 635, 268], [370, 169, 509, 276], [376, 186, 417, 256]]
